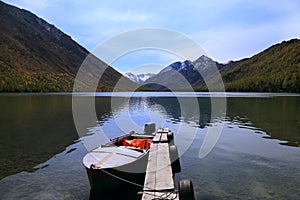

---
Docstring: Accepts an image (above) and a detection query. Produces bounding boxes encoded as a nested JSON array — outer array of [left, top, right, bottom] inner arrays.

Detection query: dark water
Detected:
[[0, 93, 299, 199]]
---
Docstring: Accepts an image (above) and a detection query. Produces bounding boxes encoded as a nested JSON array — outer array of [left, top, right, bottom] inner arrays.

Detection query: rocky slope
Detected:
[[0, 1, 136, 92]]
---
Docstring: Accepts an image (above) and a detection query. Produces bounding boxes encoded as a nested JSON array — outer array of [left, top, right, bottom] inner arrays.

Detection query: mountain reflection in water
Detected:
[[0, 93, 299, 199]]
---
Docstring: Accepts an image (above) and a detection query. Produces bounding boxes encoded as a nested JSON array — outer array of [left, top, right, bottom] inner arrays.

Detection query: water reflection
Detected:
[[95, 96, 113, 125], [148, 97, 212, 128], [226, 96, 300, 147], [0, 93, 299, 200], [0, 95, 78, 179], [88, 95, 300, 148], [1, 94, 299, 181]]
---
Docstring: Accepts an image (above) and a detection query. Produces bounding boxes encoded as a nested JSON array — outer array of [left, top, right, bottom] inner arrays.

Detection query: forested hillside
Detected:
[[222, 39, 300, 92], [0, 1, 136, 92]]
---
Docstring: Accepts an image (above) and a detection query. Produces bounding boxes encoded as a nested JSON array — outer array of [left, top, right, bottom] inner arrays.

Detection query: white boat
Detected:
[[83, 123, 156, 193]]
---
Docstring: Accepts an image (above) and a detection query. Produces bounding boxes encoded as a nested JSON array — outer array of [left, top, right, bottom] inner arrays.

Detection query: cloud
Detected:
[[111, 49, 181, 74], [187, 0, 300, 62], [3, 0, 300, 70], [6, 0, 59, 10], [76, 6, 151, 24], [91, 28, 207, 72], [193, 23, 297, 63]]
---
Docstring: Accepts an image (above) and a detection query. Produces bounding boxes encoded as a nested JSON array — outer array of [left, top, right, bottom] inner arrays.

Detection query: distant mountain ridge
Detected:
[[145, 39, 300, 92], [144, 55, 224, 91], [124, 72, 155, 84], [0, 1, 136, 92]]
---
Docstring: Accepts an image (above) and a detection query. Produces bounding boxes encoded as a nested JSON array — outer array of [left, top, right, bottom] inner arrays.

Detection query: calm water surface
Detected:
[[0, 92, 299, 199]]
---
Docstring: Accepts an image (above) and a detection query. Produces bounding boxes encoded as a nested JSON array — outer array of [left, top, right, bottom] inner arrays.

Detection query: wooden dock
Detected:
[[141, 128, 179, 200]]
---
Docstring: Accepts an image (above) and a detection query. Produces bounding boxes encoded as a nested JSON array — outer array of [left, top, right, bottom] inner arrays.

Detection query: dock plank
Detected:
[[142, 131, 178, 200], [144, 143, 158, 191], [144, 143, 174, 191], [142, 191, 178, 200], [155, 143, 174, 190], [157, 128, 163, 133], [157, 128, 169, 133], [152, 133, 162, 143], [160, 133, 168, 142]]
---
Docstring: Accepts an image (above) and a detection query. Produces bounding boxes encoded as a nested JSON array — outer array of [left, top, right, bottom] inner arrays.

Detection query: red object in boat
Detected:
[[123, 138, 151, 150]]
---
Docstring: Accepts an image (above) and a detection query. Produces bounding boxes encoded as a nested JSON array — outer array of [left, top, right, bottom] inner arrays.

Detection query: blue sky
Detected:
[[4, 0, 300, 74]]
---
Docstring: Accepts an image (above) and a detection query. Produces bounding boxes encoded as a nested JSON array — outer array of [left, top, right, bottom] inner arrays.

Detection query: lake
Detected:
[[0, 92, 299, 199]]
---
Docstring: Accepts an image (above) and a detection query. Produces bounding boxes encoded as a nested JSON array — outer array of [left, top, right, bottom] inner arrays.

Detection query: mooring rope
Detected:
[[97, 167, 178, 200], [98, 167, 145, 188]]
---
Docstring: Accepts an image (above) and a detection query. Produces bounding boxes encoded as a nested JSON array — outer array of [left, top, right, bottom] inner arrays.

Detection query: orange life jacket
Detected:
[[123, 138, 151, 149]]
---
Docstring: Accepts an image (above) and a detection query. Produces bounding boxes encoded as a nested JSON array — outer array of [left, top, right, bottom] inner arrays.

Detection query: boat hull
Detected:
[[86, 167, 146, 191], [85, 149, 149, 192]]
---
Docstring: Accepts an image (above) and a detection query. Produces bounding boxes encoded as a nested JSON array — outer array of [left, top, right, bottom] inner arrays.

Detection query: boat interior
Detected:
[[100, 123, 156, 153], [101, 133, 154, 153]]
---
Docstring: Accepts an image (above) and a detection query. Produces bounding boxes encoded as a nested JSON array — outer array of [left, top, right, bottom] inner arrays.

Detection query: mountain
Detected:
[[144, 56, 224, 91], [221, 39, 300, 92], [0, 1, 136, 92], [1, 1, 298, 93], [145, 39, 300, 92], [124, 72, 155, 84]]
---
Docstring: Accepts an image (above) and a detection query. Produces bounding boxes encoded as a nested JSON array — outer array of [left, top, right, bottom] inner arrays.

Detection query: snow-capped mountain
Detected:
[[160, 60, 193, 74], [124, 72, 156, 84], [144, 55, 224, 91]]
